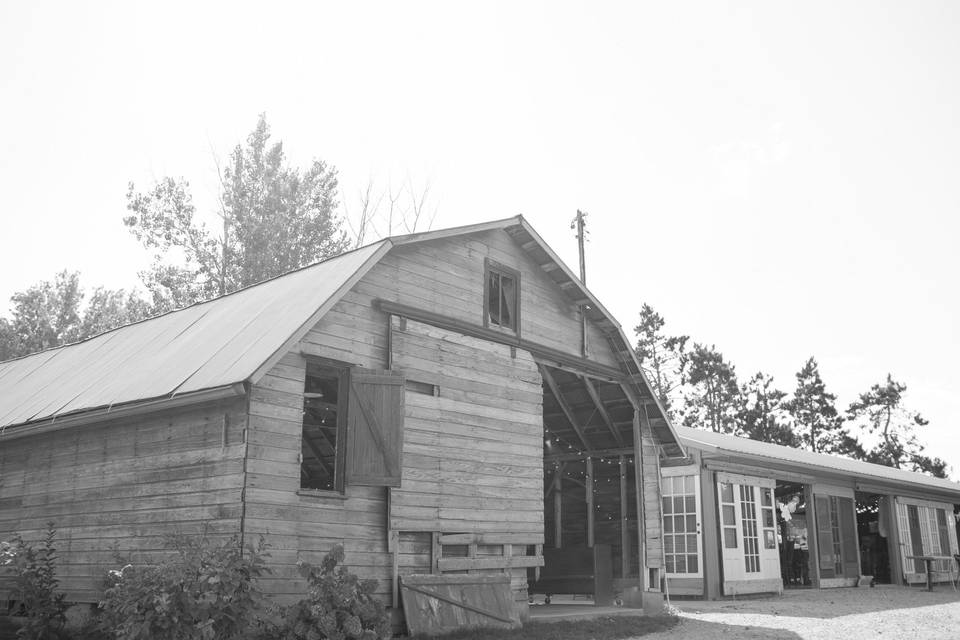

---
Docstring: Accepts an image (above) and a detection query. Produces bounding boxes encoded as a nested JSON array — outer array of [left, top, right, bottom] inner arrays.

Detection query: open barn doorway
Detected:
[[530, 363, 639, 606]]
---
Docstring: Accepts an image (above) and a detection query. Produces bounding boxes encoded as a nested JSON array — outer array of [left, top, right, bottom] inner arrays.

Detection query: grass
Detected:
[[409, 614, 679, 640]]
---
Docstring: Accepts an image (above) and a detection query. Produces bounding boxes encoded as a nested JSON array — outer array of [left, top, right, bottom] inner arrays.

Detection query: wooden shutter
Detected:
[[814, 495, 836, 577], [346, 368, 405, 487], [838, 497, 859, 578]]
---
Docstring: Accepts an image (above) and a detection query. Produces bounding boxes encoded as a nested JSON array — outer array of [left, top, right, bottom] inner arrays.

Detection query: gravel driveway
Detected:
[[641, 585, 960, 640]]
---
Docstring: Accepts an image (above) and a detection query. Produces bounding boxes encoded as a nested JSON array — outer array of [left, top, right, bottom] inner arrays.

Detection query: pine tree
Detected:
[[633, 303, 688, 418], [739, 371, 798, 446], [847, 374, 948, 478], [681, 343, 741, 434], [784, 357, 860, 455]]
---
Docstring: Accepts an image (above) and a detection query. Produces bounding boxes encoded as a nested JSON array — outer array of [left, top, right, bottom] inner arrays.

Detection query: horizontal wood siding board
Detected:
[[0, 399, 246, 602]]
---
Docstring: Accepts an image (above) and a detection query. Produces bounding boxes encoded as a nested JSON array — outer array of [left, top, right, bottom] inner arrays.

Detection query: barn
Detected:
[[0, 216, 685, 625]]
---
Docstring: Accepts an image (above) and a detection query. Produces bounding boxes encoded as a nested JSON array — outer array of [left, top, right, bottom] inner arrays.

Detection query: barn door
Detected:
[[346, 368, 404, 487], [400, 574, 520, 636]]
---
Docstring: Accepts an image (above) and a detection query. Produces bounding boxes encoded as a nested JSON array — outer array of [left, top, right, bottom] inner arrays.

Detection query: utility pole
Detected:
[[571, 210, 589, 356], [571, 209, 588, 284]]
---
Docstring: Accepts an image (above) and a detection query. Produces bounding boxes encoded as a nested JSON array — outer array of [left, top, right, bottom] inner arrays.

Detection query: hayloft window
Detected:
[[300, 361, 405, 493], [301, 362, 346, 491], [484, 259, 520, 332]]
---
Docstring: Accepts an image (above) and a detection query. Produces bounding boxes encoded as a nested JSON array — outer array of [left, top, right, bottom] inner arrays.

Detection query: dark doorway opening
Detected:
[[855, 492, 891, 584], [775, 480, 812, 588]]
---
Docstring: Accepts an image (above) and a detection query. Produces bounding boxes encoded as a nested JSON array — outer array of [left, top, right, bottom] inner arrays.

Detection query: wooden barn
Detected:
[[0, 216, 685, 625], [664, 426, 960, 599]]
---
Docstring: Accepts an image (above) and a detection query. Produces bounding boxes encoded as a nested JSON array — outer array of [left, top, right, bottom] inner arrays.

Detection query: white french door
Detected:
[[716, 473, 781, 591], [662, 473, 703, 578]]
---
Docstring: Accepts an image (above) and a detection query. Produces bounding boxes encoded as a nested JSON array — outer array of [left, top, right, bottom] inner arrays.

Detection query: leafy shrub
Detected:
[[98, 533, 270, 640], [269, 545, 390, 640], [0, 522, 68, 640]]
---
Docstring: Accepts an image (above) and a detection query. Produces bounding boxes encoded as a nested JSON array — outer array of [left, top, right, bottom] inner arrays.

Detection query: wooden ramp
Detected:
[[401, 574, 521, 636]]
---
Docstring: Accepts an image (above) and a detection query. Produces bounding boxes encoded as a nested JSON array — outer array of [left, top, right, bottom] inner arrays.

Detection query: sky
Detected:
[[1, 1, 958, 478]]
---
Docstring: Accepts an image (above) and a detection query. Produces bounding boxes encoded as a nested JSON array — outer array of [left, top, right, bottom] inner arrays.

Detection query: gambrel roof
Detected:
[[0, 216, 682, 454]]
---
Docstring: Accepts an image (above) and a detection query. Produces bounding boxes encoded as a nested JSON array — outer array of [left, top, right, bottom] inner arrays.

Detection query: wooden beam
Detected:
[[581, 376, 625, 446], [632, 406, 647, 590], [620, 455, 630, 579], [586, 457, 595, 547], [375, 299, 628, 380], [554, 470, 562, 549], [540, 365, 593, 452], [546, 446, 634, 463]]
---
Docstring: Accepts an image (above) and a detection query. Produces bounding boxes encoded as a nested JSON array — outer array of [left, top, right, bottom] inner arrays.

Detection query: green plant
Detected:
[[0, 522, 68, 640], [98, 533, 270, 640], [270, 544, 390, 640]]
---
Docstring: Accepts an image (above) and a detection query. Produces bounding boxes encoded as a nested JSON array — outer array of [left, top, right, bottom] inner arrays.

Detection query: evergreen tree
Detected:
[[124, 114, 351, 311], [784, 357, 860, 455], [633, 303, 688, 417], [681, 343, 741, 434], [847, 374, 948, 478], [739, 371, 798, 446]]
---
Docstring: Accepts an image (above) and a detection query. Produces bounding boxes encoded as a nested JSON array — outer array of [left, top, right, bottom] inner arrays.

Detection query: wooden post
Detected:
[[620, 455, 630, 579], [554, 471, 563, 549], [632, 407, 647, 590], [431, 532, 441, 575], [586, 457, 595, 547], [390, 530, 400, 608]]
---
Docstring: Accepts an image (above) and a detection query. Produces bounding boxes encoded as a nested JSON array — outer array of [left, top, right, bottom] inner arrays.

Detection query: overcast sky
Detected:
[[2, 1, 958, 478]]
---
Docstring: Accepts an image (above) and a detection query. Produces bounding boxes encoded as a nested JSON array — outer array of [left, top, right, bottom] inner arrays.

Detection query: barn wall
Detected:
[[243, 350, 393, 602], [0, 399, 247, 602], [243, 228, 623, 605], [365, 230, 623, 369]]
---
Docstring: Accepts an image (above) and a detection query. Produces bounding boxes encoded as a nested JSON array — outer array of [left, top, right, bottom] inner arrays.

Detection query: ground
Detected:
[[642, 585, 960, 640]]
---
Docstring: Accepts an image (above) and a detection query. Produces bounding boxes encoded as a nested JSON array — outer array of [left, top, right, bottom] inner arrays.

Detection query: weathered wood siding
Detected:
[[640, 426, 663, 574], [390, 319, 543, 608], [0, 400, 247, 602], [243, 229, 627, 604], [367, 230, 622, 367], [389, 319, 543, 535], [243, 349, 394, 601]]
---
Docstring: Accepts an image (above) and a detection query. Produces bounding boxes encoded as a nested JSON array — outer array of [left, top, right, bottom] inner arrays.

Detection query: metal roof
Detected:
[[676, 425, 960, 497], [0, 216, 685, 457], [0, 241, 387, 429]]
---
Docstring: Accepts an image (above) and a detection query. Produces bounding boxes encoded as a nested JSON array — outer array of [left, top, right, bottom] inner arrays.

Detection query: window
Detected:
[[719, 482, 738, 549], [301, 362, 347, 491], [484, 259, 519, 332], [300, 361, 406, 493]]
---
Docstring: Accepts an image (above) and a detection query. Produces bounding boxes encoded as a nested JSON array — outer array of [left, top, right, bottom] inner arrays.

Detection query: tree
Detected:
[[633, 303, 689, 417], [847, 374, 948, 478], [784, 357, 860, 456], [124, 114, 351, 311], [344, 174, 438, 248], [0, 272, 150, 361], [739, 371, 798, 446], [681, 343, 741, 434]]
